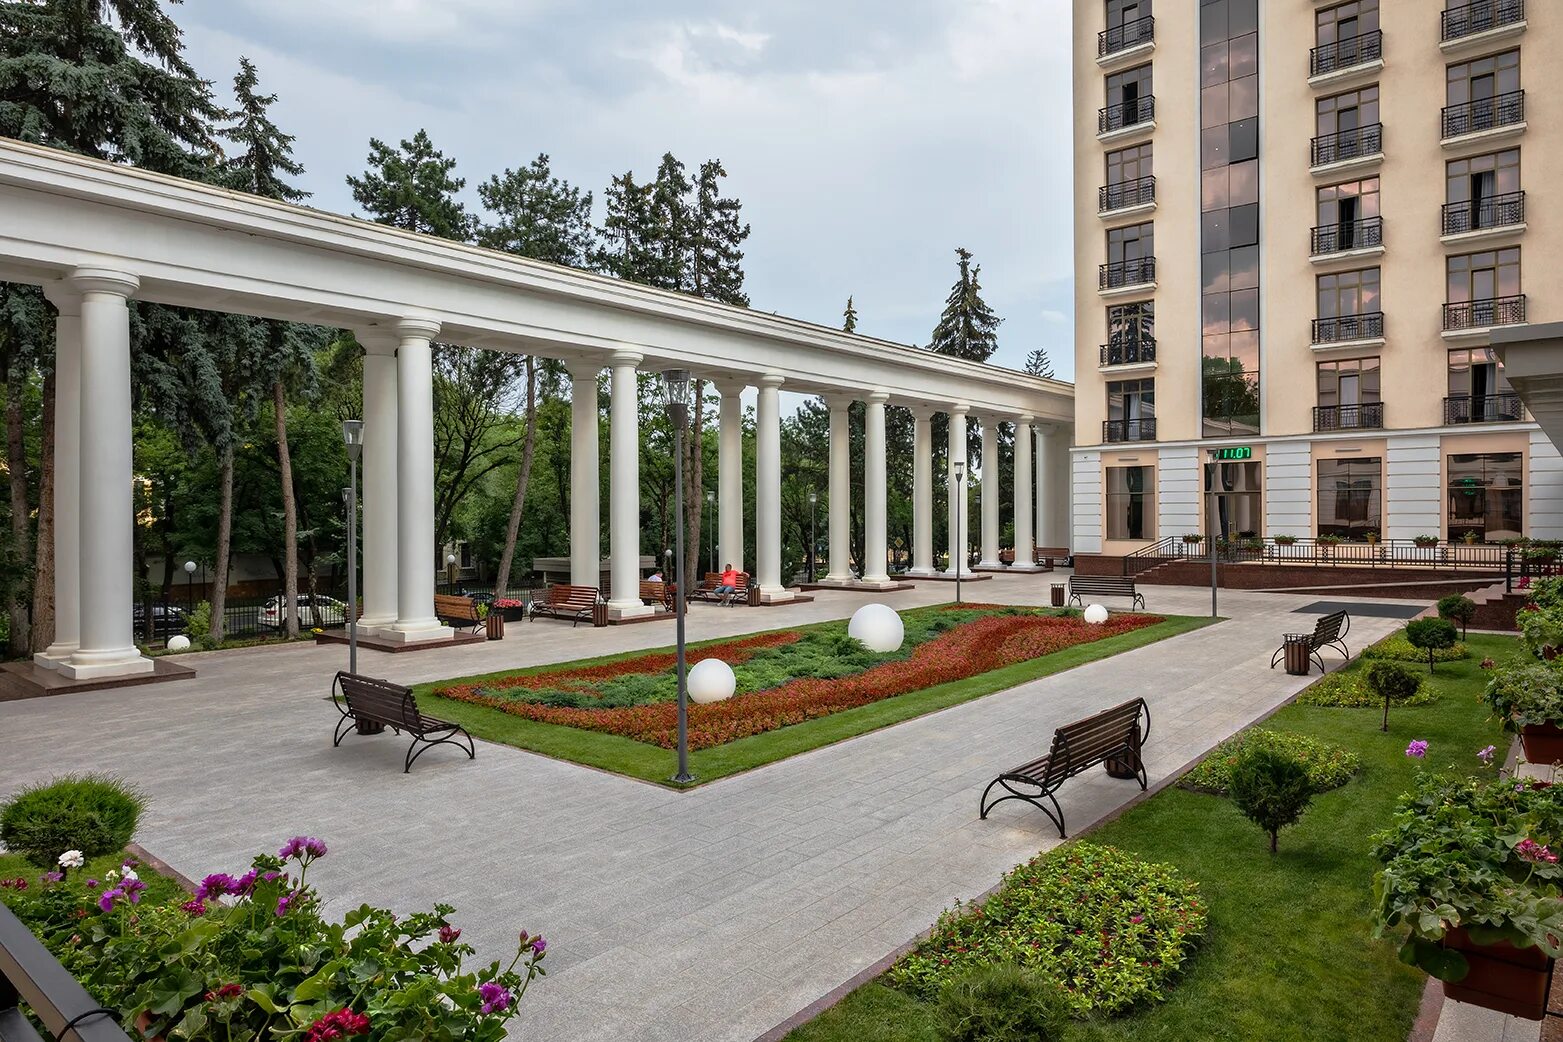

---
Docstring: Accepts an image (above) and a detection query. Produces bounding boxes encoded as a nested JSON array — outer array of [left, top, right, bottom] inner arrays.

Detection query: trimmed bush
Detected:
[[1363, 635, 1468, 664], [1367, 661, 1423, 733], [933, 964, 1070, 1042], [1182, 729, 1359, 796], [1437, 595, 1478, 639], [1296, 670, 1437, 709], [0, 775, 145, 867], [1228, 746, 1316, 853], [1406, 618, 1459, 674]]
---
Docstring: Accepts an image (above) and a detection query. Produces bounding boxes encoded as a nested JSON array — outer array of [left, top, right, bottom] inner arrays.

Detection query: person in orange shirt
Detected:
[[715, 564, 740, 606]]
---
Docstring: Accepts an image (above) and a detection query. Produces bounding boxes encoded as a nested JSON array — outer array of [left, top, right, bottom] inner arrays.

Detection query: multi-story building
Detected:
[[1069, 0, 1563, 563]]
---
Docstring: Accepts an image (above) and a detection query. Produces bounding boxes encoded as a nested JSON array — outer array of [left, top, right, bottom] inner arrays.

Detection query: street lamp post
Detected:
[[183, 559, 196, 615], [952, 460, 966, 604], [705, 490, 716, 574], [445, 552, 458, 593], [807, 489, 818, 583], [342, 420, 364, 675], [661, 369, 695, 785]]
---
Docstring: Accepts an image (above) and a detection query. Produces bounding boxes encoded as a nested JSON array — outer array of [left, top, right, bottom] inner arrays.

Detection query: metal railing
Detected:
[[1312, 311, 1384, 344], [1102, 417, 1157, 443], [1506, 541, 1563, 592], [1098, 95, 1156, 135], [1099, 257, 1156, 290], [1100, 337, 1157, 367], [1310, 29, 1383, 77], [1442, 191, 1525, 235], [1, 900, 135, 1042], [1311, 216, 1384, 255], [1122, 535, 1511, 577], [1099, 175, 1156, 213], [1443, 294, 1526, 331], [1098, 15, 1155, 57], [1442, 90, 1525, 139], [1442, 0, 1525, 42], [1444, 392, 1525, 424], [1311, 123, 1382, 166], [1313, 401, 1385, 432]]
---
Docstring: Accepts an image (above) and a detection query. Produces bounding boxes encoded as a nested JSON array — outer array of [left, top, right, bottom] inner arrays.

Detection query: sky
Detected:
[[178, 0, 1077, 381]]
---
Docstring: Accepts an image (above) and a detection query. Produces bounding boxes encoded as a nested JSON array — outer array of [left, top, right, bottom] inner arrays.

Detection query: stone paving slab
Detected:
[[0, 576, 1413, 1042]]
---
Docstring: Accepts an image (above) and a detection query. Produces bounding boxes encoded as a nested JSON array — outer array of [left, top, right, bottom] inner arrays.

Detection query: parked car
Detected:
[[259, 594, 348, 631], [132, 603, 188, 640]]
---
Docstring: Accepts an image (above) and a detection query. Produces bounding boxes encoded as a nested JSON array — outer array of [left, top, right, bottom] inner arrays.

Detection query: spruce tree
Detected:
[[1024, 348, 1055, 379], [600, 170, 657, 282], [477, 153, 596, 267], [219, 57, 307, 201], [647, 152, 692, 291], [928, 247, 1002, 363], [690, 159, 749, 306], [346, 130, 474, 240], [843, 296, 859, 334]]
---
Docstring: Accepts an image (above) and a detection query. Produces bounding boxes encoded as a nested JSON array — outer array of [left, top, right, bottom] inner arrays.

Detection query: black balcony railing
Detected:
[[1442, 0, 1526, 42], [1442, 90, 1525, 139], [1312, 311, 1384, 344], [1311, 216, 1384, 255], [1310, 29, 1383, 77], [1098, 15, 1155, 57], [1443, 294, 1526, 331], [1103, 417, 1157, 443], [1311, 123, 1383, 167], [1098, 95, 1156, 135], [1100, 337, 1157, 367], [1313, 401, 1385, 432], [1099, 175, 1157, 213], [1445, 392, 1525, 424], [1099, 257, 1157, 290], [1442, 191, 1526, 236]]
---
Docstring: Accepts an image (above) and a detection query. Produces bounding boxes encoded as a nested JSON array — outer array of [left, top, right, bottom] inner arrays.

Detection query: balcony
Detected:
[[1442, 0, 1525, 45], [1309, 29, 1383, 80], [1103, 417, 1157, 443], [1444, 392, 1525, 424], [1312, 311, 1385, 345], [1310, 216, 1384, 257], [1442, 191, 1526, 238], [1098, 96, 1156, 139], [1313, 402, 1385, 432], [1098, 175, 1156, 215], [1442, 90, 1525, 143], [1443, 294, 1526, 333], [1099, 257, 1157, 293], [1311, 123, 1383, 172], [1098, 16, 1155, 60], [1100, 337, 1157, 368]]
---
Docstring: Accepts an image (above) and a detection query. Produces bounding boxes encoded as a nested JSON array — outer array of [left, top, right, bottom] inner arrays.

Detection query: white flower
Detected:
[[58, 850, 86, 870], [104, 869, 120, 882], [122, 868, 138, 881]]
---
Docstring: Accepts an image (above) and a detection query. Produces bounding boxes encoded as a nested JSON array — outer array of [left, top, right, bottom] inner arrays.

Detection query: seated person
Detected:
[[714, 564, 741, 605], [647, 570, 663, 583]]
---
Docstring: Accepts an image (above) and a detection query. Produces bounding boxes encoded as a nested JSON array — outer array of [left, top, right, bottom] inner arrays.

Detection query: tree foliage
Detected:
[[346, 130, 474, 240], [1024, 348, 1055, 379], [928, 248, 1001, 363]]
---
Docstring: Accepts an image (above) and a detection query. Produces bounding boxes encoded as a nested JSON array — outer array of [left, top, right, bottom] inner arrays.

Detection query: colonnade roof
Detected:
[[0, 139, 1073, 425]]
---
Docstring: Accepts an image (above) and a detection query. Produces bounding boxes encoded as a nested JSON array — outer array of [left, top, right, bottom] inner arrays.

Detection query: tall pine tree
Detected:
[[690, 159, 749, 306], [599, 170, 657, 282], [928, 247, 1002, 362], [842, 296, 858, 333], [346, 130, 474, 240], [1024, 348, 1055, 379]]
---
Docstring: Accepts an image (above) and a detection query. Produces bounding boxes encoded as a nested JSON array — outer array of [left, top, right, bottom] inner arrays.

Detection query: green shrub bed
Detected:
[[888, 843, 1206, 1016], [1363, 635, 1468, 664], [1181, 729, 1360, 796], [0, 775, 145, 867], [1296, 671, 1439, 709]]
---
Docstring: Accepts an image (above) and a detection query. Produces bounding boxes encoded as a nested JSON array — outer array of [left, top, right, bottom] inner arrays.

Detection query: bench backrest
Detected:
[[547, 584, 599, 609], [433, 593, 479, 619], [1069, 575, 1134, 592], [639, 581, 667, 599], [337, 672, 419, 729], [700, 572, 750, 591], [1040, 698, 1148, 787], [1036, 546, 1070, 558], [1311, 610, 1347, 647]]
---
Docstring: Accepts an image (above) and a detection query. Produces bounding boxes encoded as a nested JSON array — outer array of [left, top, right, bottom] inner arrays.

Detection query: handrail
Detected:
[[1442, 0, 1525, 42], [1441, 190, 1524, 235], [0, 900, 133, 1042], [1443, 294, 1526, 332], [1311, 123, 1382, 167], [1442, 89, 1525, 139], [1117, 536, 1512, 576], [1098, 96, 1156, 135], [1311, 216, 1383, 256], [1099, 175, 1156, 213], [1098, 15, 1155, 57], [1310, 29, 1383, 77]]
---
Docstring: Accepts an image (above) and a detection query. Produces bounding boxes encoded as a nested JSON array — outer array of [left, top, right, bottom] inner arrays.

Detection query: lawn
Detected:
[[415, 606, 1211, 788], [783, 632, 1520, 1042]]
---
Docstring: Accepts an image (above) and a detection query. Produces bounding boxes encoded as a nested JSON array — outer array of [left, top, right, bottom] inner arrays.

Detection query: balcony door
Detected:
[[1204, 461, 1263, 541]]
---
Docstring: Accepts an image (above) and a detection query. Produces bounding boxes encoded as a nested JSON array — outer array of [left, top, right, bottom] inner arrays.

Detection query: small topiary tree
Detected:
[[1227, 745, 1315, 854], [934, 963, 1070, 1042], [0, 775, 145, 867], [1405, 618, 1459, 674], [1437, 594, 1478, 639], [1367, 660, 1423, 732]]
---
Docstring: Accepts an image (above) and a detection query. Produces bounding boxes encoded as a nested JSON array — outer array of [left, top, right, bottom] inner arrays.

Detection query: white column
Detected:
[[60, 269, 152, 680], [1014, 416, 1035, 568], [978, 417, 1004, 568], [755, 373, 791, 602], [715, 379, 746, 573], [863, 392, 891, 584], [1037, 426, 1060, 550], [945, 405, 969, 574], [357, 333, 399, 633], [823, 394, 854, 582], [907, 405, 936, 576], [35, 285, 81, 668], [386, 316, 453, 643], [568, 361, 601, 587], [607, 352, 652, 620]]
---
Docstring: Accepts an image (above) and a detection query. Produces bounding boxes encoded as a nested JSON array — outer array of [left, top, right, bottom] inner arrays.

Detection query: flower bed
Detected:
[[1296, 671, 1439, 709], [1363, 635, 1469, 664], [1181, 729, 1360, 796]]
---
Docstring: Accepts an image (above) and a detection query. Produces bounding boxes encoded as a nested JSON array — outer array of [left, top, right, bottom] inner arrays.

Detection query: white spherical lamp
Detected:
[[849, 603, 905, 653], [687, 658, 736, 704], [166, 634, 191, 652], [1083, 604, 1110, 625]]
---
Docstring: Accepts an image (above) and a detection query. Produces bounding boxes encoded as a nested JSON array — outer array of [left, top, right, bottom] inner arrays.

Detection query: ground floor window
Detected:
[[1448, 452, 1523, 542], [1317, 457, 1382, 537], [1106, 466, 1155, 540], [1204, 460, 1263, 540]]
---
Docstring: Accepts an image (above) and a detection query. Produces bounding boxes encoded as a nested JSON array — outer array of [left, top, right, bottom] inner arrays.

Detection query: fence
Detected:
[[1, 900, 134, 1042]]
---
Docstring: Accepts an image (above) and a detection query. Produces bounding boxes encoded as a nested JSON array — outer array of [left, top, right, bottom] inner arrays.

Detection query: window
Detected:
[[1447, 248, 1520, 303], [1317, 268, 1381, 318], [1107, 64, 1152, 112], [1447, 50, 1520, 108], [1446, 348, 1520, 421], [1316, 0, 1378, 46], [1108, 222, 1154, 266], [1204, 460, 1263, 540], [1317, 86, 1379, 137], [1317, 458, 1382, 537], [1108, 0, 1151, 28], [1318, 357, 1382, 409], [1107, 302, 1154, 356], [1107, 144, 1153, 187], [1316, 177, 1380, 251], [1106, 466, 1155, 540], [1448, 452, 1523, 542], [1106, 377, 1156, 439], [1446, 150, 1522, 233]]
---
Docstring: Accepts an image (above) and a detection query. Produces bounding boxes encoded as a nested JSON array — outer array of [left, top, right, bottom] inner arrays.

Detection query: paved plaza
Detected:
[[0, 576, 1417, 1042]]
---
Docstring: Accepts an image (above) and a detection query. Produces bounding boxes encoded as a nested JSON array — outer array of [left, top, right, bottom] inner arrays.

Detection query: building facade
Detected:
[[1070, 0, 1563, 560]]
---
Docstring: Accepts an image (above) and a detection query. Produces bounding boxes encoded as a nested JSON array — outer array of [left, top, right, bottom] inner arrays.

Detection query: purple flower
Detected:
[[42, 871, 63, 883], [122, 879, 146, 904], [439, 925, 461, 944], [182, 899, 208, 915], [1478, 745, 1497, 764], [278, 837, 328, 862], [531, 937, 547, 956], [196, 873, 241, 902], [97, 890, 117, 913], [121, 857, 138, 869], [85, 878, 99, 889], [234, 869, 259, 894], [276, 890, 304, 916], [1405, 740, 1429, 759], [262, 871, 281, 883], [1518, 838, 1560, 864], [477, 982, 513, 1015]]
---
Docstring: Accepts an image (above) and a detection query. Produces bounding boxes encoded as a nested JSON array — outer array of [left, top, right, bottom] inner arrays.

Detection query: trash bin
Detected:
[[1106, 733, 1142, 779], [593, 601, 609, 628], [1283, 635, 1313, 676], [1050, 583, 1066, 607], [485, 613, 505, 641]]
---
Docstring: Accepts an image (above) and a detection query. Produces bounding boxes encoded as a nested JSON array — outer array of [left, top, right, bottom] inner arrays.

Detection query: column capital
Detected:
[[758, 372, 785, 389], [357, 329, 400, 356], [609, 349, 643, 368], [712, 376, 747, 396], [42, 280, 82, 314], [394, 315, 441, 341], [906, 403, 938, 421], [865, 390, 890, 406], [66, 267, 138, 299], [947, 402, 971, 417], [565, 358, 603, 382], [1016, 414, 1036, 426], [822, 392, 854, 411]]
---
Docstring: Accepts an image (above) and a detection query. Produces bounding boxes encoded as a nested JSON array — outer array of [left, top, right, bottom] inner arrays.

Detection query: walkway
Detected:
[[0, 577, 1414, 1042]]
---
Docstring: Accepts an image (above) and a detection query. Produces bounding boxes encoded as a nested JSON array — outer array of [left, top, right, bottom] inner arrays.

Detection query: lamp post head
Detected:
[[342, 419, 365, 462], [661, 368, 693, 424], [706, 489, 715, 503], [952, 460, 967, 484], [446, 553, 457, 566], [808, 489, 817, 506], [183, 560, 196, 574]]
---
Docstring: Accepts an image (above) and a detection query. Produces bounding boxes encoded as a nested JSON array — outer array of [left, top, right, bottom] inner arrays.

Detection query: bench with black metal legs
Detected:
[[1270, 609, 1351, 674], [332, 671, 475, 773], [1067, 575, 1146, 610], [528, 584, 600, 626], [434, 593, 483, 633], [979, 697, 1151, 838]]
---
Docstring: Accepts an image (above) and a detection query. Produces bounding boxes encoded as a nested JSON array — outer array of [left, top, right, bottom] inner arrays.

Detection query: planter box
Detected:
[[1440, 928, 1554, 1021], [495, 606, 527, 623], [1520, 723, 1563, 765]]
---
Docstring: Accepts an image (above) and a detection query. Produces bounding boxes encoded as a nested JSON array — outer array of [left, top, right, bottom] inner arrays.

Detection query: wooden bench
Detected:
[[1067, 574, 1145, 610], [331, 671, 475, 773], [433, 593, 482, 633], [528, 584, 600, 626], [1035, 546, 1072, 568], [1270, 609, 1351, 674], [979, 697, 1151, 837], [639, 580, 673, 610], [691, 572, 751, 606]]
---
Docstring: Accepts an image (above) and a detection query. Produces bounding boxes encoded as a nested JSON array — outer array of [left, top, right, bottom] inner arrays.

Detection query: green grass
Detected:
[[784, 633, 1519, 1042], [414, 612, 1212, 788], [0, 849, 185, 907]]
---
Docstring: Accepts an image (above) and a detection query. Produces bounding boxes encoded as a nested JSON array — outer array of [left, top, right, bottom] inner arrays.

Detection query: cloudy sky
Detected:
[[178, 0, 1076, 380]]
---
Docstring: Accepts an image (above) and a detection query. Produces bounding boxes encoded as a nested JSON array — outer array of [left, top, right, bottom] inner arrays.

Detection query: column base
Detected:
[[758, 587, 796, 604], [381, 620, 456, 644], [356, 615, 397, 639], [995, 564, 1054, 573], [608, 600, 654, 622], [904, 567, 938, 578], [977, 559, 1006, 570], [32, 643, 78, 671], [858, 576, 897, 589], [808, 577, 862, 589], [821, 572, 856, 584], [58, 649, 156, 681]]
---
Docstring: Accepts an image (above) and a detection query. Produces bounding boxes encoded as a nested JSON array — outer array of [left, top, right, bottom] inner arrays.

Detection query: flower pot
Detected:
[[1440, 928, 1554, 1021], [1520, 722, 1563, 765], [497, 606, 527, 623]]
